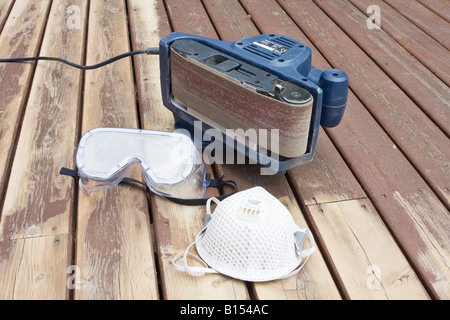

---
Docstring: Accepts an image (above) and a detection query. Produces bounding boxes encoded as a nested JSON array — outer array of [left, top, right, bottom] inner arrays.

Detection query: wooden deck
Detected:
[[0, 0, 448, 300]]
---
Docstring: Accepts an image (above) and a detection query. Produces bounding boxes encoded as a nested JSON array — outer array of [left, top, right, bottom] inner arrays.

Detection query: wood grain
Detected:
[[308, 199, 429, 299], [349, 0, 450, 87], [0, 0, 86, 241], [315, 0, 450, 136], [277, 0, 450, 209], [383, 0, 450, 50], [203, 0, 259, 40], [74, 0, 158, 300], [0, 235, 71, 299], [164, 0, 217, 39], [416, 0, 450, 22], [127, 0, 249, 300], [287, 130, 367, 205], [0, 0, 13, 32], [0, 0, 80, 299], [0, 1, 51, 209], [127, 0, 173, 130]]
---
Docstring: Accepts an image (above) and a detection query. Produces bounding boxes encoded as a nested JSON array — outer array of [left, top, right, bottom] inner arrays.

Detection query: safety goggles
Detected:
[[61, 127, 237, 204], [76, 127, 207, 199]]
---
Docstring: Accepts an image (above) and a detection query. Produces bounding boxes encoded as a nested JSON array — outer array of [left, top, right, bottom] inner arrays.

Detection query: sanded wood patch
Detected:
[[308, 199, 429, 299], [0, 235, 71, 299]]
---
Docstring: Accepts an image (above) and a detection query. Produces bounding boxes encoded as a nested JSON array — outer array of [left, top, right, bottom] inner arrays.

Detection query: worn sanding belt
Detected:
[[170, 49, 313, 158]]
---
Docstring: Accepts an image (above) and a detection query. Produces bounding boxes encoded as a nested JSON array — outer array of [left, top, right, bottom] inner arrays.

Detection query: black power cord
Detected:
[[0, 47, 159, 70]]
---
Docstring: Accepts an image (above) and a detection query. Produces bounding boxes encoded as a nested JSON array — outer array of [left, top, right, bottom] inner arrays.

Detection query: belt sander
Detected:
[[159, 33, 348, 174]]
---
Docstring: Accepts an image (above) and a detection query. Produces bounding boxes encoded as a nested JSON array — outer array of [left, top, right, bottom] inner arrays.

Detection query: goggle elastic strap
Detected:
[[60, 167, 238, 206]]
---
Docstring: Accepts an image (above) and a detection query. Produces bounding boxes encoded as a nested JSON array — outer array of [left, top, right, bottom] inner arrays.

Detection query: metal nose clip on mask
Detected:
[[172, 187, 316, 282], [65, 127, 237, 204]]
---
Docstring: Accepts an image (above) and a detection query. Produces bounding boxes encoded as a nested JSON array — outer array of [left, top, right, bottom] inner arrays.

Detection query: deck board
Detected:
[[383, 0, 450, 50], [0, 0, 51, 208], [0, 0, 448, 300], [315, 0, 449, 136], [0, 0, 85, 241], [74, 0, 159, 299], [0, 0, 14, 32], [0, 0, 87, 300], [349, 0, 450, 87], [415, 0, 450, 22], [278, 0, 450, 210]]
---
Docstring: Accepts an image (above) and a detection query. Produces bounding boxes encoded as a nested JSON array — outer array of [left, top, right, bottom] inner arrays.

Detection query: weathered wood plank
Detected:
[[254, 194, 342, 300], [164, 0, 216, 39], [0, 0, 86, 241], [315, 0, 449, 136], [74, 0, 158, 300], [126, 0, 172, 130], [202, 0, 258, 40], [240, 0, 447, 299], [383, 0, 450, 50], [0, 0, 51, 212], [0, 235, 71, 299], [0, 0, 87, 299], [127, 0, 249, 300], [323, 94, 449, 300], [287, 131, 368, 206], [349, 0, 450, 87], [0, 0, 13, 33], [277, 0, 450, 209], [307, 200, 429, 299], [416, 0, 450, 22]]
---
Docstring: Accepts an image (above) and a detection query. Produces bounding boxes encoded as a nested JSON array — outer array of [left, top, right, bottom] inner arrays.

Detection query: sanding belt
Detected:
[[170, 49, 313, 158]]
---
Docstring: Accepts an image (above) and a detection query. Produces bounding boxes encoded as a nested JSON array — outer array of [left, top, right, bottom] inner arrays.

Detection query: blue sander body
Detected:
[[159, 32, 348, 174]]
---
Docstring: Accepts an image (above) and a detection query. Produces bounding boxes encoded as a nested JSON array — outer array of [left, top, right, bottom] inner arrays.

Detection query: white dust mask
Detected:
[[172, 187, 316, 282]]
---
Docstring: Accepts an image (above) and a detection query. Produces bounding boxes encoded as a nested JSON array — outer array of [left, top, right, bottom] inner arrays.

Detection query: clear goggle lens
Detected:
[[75, 127, 206, 199]]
